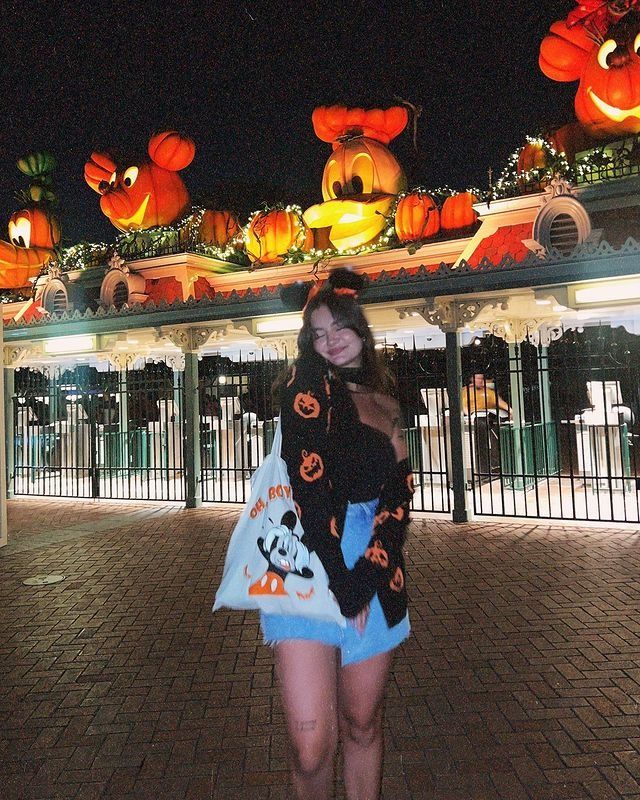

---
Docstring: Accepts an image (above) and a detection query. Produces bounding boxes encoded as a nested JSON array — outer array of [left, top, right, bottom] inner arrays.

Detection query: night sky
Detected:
[[2, 0, 578, 244]]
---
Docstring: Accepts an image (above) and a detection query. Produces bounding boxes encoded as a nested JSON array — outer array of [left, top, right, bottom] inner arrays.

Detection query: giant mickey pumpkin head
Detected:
[[84, 131, 194, 231], [303, 106, 408, 250], [540, 4, 640, 138]]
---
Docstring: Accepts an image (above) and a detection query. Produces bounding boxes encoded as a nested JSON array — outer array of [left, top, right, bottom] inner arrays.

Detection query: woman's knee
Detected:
[[290, 725, 337, 776], [340, 704, 383, 749]]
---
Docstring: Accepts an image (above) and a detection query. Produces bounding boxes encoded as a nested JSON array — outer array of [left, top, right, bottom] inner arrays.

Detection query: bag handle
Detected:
[[271, 417, 283, 457]]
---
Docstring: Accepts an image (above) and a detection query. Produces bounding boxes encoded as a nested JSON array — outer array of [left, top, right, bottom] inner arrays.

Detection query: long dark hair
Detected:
[[295, 270, 390, 390]]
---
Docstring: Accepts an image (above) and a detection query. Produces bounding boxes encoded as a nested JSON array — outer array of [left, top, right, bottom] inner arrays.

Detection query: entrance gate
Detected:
[[12, 361, 185, 501], [465, 328, 640, 523], [10, 330, 640, 524]]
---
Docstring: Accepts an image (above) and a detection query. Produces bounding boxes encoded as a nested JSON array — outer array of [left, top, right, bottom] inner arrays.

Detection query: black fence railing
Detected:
[[464, 328, 640, 523], [10, 327, 640, 523], [13, 361, 185, 501]]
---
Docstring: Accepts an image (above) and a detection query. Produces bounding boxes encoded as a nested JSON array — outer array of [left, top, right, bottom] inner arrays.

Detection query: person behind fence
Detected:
[[264, 268, 413, 800], [463, 372, 512, 419]]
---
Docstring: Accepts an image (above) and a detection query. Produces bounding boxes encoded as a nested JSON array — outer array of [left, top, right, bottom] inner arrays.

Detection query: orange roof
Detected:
[[467, 222, 533, 268]]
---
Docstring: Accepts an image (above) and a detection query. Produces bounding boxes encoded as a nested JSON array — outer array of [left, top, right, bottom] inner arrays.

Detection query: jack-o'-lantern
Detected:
[[0, 151, 60, 289], [540, 4, 640, 139], [300, 450, 324, 482], [294, 391, 321, 419], [303, 105, 408, 250], [365, 538, 389, 568], [394, 191, 440, 243], [440, 192, 479, 231], [390, 567, 404, 592], [83, 130, 194, 231], [199, 210, 241, 248], [246, 207, 312, 265]]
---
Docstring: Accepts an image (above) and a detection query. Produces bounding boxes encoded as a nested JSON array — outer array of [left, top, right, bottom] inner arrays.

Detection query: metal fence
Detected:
[[196, 346, 451, 513], [12, 327, 639, 523], [9, 344, 451, 513], [13, 361, 185, 501], [463, 328, 640, 523]]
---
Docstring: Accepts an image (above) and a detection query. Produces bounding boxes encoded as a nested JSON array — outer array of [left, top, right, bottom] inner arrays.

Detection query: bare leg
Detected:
[[338, 650, 393, 800], [274, 640, 339, 800]]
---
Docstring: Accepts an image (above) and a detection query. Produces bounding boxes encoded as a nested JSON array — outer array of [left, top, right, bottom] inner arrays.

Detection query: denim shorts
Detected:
[[260, 498, 410, 666]]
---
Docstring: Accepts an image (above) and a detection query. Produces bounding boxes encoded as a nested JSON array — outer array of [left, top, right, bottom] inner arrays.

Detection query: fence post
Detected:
[[445, 330, 471, 523], [183, 350, 202, 508], [4, 368, 14, 501]]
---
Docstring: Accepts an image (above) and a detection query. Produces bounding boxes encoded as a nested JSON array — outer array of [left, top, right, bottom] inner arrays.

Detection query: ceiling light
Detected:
[[255, 315, 303, 334]]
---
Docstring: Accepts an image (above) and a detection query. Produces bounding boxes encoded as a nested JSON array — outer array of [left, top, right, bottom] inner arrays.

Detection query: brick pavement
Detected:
[[0, 498, 639, 799]]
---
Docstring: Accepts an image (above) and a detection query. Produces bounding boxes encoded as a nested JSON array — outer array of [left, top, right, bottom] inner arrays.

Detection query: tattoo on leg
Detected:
[[295, 719, 317, 732]]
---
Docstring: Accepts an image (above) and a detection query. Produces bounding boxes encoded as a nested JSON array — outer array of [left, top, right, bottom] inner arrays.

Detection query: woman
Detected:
[[263, 269, 413, 799]]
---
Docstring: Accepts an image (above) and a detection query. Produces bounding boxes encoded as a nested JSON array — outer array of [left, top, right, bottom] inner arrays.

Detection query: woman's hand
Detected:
[[350, 603, 370, 635]]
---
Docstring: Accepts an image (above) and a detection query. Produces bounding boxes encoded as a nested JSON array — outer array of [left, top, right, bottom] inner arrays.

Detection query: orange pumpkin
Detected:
[[294, 392, 321, 419], [299, 450, 324, 482], [320, 137, 406, 201], [0, 240, 54, 288], [84, 131, 193, 231], [364, 539, 389, 568], [390, 567, 404, 592], [312, 106, 409, 147], [199, 210, 240, 247], [246, 207, 312, 265], [148, 131, 196, 171], [540, 9, 640, 139], [440, 192, 479, 231], [8, 207, 60, 249], [394, 191, 440, 242], [304, 105, 408, 251], [516, 141, 550, 191]]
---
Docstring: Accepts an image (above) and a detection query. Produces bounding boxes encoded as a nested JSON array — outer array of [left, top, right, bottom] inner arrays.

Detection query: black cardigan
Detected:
[[280, 357, 412, 627]]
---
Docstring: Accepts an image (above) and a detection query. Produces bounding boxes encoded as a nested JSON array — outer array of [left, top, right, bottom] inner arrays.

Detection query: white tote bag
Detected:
[[213, 419, 345, 626]]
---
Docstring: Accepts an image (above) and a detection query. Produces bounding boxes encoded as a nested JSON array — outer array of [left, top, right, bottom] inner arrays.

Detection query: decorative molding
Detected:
[[100, 259, 146, 307], [47, 262, 63, 280], [4, 236, 640, 332], [400, 297, 509, 332], [487, 319, 563, 346], [4, 345, 33, 368], [107, 252, 129, 274], [164, 352, 186, 371], [106, 351, 144, 370], [265, 335, 299, 358], [541, 175, 577, 204], [160, 326, 219, 352]]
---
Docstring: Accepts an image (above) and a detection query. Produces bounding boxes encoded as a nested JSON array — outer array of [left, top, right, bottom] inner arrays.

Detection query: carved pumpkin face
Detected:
[[304, 136, 406, 251], [390, 566, 404, 592], [365, 538, 389, 568], [0, 207, 60, 289], [577, 13, 640, 137], [8, 207, 60, 249], [540, 10, 640, 138], [300, 450, 324, 482], [294, 391, 321, 419], [321, 137, 406, 200], [83, 131, 194, 231]]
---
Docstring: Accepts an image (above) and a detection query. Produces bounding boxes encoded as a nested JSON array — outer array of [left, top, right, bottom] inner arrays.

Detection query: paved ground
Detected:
[[1, 498, 639, 800]]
